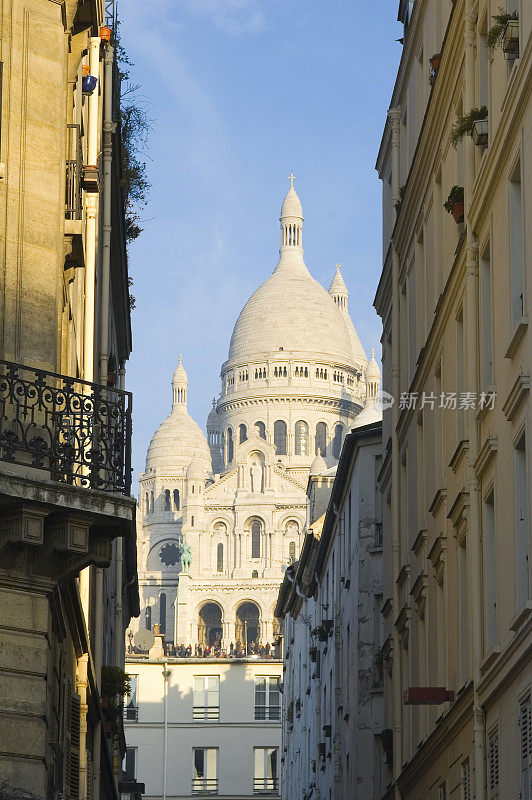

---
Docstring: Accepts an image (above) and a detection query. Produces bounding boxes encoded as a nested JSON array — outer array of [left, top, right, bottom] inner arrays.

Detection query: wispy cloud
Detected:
[[177, 0, 268, 34]]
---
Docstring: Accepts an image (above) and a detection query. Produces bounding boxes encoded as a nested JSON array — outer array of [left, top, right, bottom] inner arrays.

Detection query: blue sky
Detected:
[[121, 0, 403, 483]]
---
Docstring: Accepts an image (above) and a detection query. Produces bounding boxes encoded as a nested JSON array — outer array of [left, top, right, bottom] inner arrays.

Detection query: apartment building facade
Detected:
[[375, 0, 531, 797], [276, 379, 385, 800], [124, 653, 282, 799], [0, 0, 139, 797]]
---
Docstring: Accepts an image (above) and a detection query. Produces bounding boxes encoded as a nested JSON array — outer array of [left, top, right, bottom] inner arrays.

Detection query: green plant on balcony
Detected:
[[101, 665, 131, 706], [444, 185, 464, 224], [487, 10, 518, 57], [450, 106, 488, 147]]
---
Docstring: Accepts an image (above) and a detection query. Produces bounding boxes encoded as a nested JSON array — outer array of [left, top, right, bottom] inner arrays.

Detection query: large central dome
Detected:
[[227, 181, 355, 365], [228, 268, 354, 362]]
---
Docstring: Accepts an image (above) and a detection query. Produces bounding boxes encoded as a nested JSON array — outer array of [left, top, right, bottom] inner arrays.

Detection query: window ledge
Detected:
[[480, 644, 501, 675], [476, 386, 496, 421], [505, 316, 528, 359], [510, 600, 532, 632]]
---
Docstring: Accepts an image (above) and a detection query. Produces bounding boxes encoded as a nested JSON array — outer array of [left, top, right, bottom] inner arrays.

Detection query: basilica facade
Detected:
[[130, 180, 376, 653]]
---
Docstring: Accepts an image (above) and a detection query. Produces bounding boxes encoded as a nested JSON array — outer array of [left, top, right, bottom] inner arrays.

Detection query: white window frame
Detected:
[[254, 676, 281, 721], [193, 675, 220, 721], [253, 747, 279, 794]]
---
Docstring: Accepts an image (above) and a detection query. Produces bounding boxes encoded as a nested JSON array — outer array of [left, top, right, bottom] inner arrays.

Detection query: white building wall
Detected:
[[125, 658, 282, 799]]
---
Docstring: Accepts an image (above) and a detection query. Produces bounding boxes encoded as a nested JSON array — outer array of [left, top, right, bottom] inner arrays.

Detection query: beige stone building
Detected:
[[276, 361, 385, 800], [0, 1, 140, 798], [375, 0, 531, 798]]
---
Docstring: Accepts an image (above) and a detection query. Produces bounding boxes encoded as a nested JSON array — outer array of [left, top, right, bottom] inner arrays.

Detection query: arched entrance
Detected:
[[236, 602, 261, 652], [198, 602, 223, 648]]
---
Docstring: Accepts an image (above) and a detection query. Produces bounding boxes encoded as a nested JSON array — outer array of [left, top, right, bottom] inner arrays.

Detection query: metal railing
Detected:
[[253, 778, 279, 794], [123, 705, 139, 721], [0, 359, 132, 495], [191, 778, 218, 795], [65, 124, 83, 220], [254, 706, 281, 721], [193, 706, 220, 722]]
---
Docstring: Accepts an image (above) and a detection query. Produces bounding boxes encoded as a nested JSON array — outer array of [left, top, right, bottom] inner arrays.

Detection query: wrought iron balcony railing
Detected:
[[193, 705, 220, 722], [123, 704, 139, 721], [0, 359, 132, 495], [254, 705, 281, 721], [191, 778, 218, 795], [253, 778, 279, 794]]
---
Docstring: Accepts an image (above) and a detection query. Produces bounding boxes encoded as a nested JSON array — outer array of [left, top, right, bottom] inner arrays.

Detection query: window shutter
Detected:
[[520, 695, 531, 800], [487, 730, 500, 800], [64, 684, 81, 800], [461, 759, 471, 800], [86, 750, 92, 800]]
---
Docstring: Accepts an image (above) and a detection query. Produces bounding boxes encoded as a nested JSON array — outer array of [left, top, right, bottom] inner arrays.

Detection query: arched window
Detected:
[[227, 428, 234, 463], [174, 489, 180, 510], [236, 602, 260, 650], [274, 420, 287, 455], [255, 421, 266, 440], [289, 541, 296, 563], [159, 593, 166, 634], [332, 424, 344, 459], [217, 543, 223, 572], [315, 422, 327, 456], [145, 605, 152, 631], [239, 423, 247, 444], [251, 520, 261, 558], [252, 570, 258, 578], [294, 420, 309, 456], [145, 492, 149, 514], [150, 490, 154, 512], [164, 489, 171, 511], [191, 515, 194, 527], [199, 602, 223, 647]]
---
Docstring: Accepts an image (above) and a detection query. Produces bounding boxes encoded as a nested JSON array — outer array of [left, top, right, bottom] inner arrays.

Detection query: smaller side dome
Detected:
[[187, 455, 209, 480], [280, 174, 303, 220], [366, 348, 380, 380], [309, 453, 327, 476]]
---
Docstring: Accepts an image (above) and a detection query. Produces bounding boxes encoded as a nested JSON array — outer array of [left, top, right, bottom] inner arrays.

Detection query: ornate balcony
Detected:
[[0, 359, 132, 495]]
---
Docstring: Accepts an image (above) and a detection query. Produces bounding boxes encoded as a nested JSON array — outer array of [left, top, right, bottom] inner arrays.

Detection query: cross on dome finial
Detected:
[[289, 171, 295, 189], [371, 348, 375, 358], [178, 354, 182, 365]]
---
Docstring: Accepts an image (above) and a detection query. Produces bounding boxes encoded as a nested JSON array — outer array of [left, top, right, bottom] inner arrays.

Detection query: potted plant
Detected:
[[444, 186, 464, 224], [99, 26, 113, 41], [487, 11, 518, 59], [101, 665, 131, 706], [429, 53, 440, 86], [450, 106, 488, 147]]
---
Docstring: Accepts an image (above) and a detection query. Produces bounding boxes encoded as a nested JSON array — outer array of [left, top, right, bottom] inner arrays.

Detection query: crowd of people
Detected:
[[162, 640, 279, 659]]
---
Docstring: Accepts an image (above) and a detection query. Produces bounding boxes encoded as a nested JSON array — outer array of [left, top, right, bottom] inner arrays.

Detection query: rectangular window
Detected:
[[254, 676, 280, 721], [253, 747, 278, 794], [509, 160, 525, 325], [519, 694, 532, 799], [514, 434, 529, 610], [124, 747, 137, 779], [124, 674, 139, 721], [456, 309, 465, 441], [461, 758, 471, 800], [459, 542, 468, 684], [487, 728, 500, 800], [193, 676, 220, 721], [480, 242, 493, 388], [192, 748, 218, 795], [483, 490, 497, 651]]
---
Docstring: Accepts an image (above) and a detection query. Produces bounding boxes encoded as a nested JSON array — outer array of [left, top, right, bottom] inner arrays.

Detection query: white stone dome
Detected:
[[145, 358, 212, 474], [187, 454, 209, 480], [281, 186, 303, 219], [228, 268, 354, 362]]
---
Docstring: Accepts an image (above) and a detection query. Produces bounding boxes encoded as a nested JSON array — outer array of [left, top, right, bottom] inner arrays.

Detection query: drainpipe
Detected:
[[99, 43, 115, 386], [463, 7, 485, 800], [114, 364, 127, 670], [388, 105, 403, 800], [83, 36, 101, 383], [162, 663, 170, 800], [333, 513, 342, 800]]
